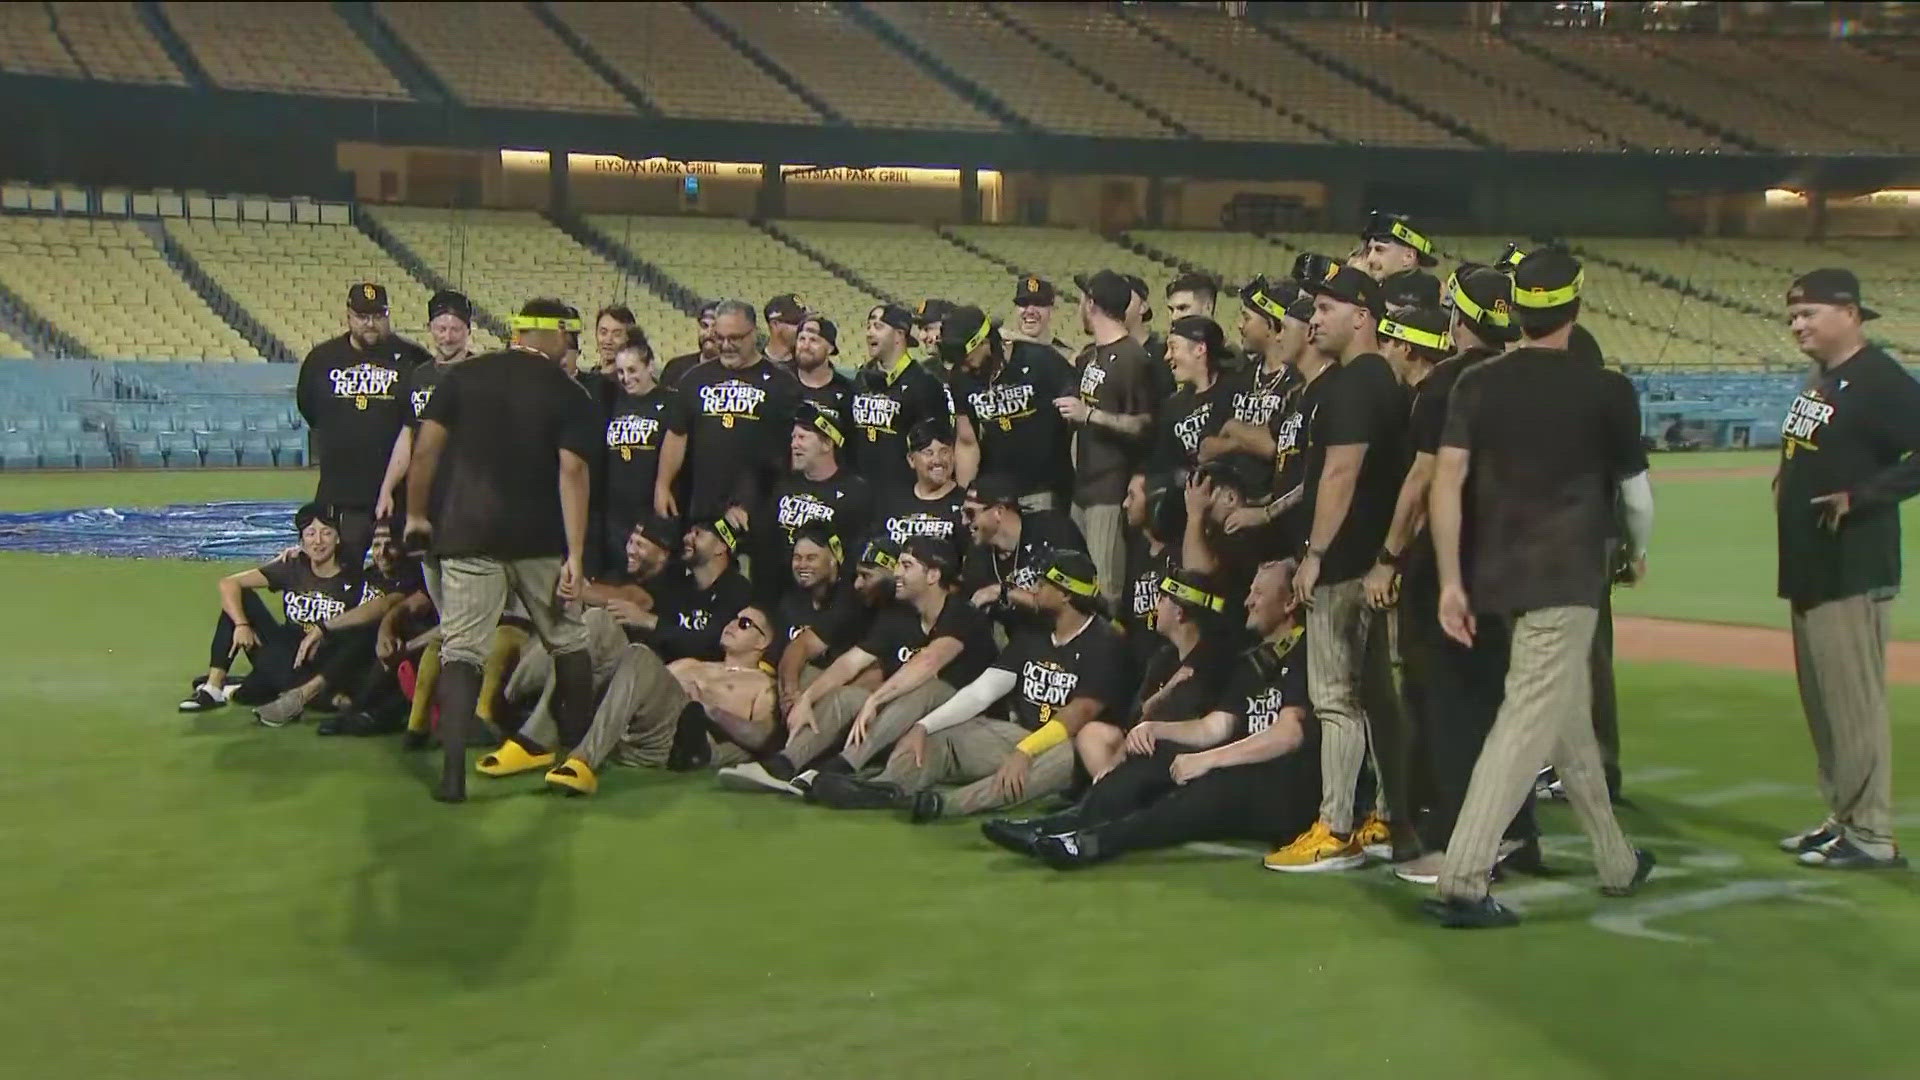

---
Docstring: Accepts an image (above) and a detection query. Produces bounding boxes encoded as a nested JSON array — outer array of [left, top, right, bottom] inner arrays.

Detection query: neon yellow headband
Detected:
[[1043, 564, 1099, 599], [1245, 286, 1288, 323], [1377, 318, 1451, 353], [1158, 575, 1226, 613], [1389, 220, 1434, 256], [965, 317, 991, 354], [510, 314, 585, 333], [1448, 276, 1511, 328], [1511, 269, 1583, 309]]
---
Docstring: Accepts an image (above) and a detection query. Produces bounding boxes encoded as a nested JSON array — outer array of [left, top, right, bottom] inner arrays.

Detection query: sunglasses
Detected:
[[735, 615, 769, 635]]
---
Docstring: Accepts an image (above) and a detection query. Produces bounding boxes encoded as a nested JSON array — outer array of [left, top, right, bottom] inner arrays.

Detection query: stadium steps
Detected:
[[1631, 36, 1895, 154], [837, 1, 1034, 135], [140, 220, 295, 363], [983, 3, 1190, 140], [753, 220, 901, 307], [1387, 25, 1625, 151], [354, 207, 511, 339], [1574, 243, 1791, 329], [554, 212, 702, 318], [1112, 232, 1189, 275], [528, 0, 657, 117], [0, 280, 92, 360], [1499, 30, 1762, 153], [1248, 19, 1493, 150], [931, 225, 1078, 302], [683, 1, 840, 124], [338, 0, 446, 103], [135, 0, 208, 88], [1114, 6, 1340, 146]]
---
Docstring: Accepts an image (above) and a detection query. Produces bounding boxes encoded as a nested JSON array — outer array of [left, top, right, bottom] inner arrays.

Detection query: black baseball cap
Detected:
[[764, 294, 807, 326], [790, 523, 844, 563], [794, 401, 844, 449], [427, 289, 472, 326], [858, 536, 902, 571], [1074, 270, 1134, 319], [631, 515, 678, 556], [966, 474, 1024, 511], [937, 305, 994, 362], [1158, 567, 1228, 615], [1381, 269, 1442, 312], [1377, 306, 1452, 357], [1241, 275, 1310, 325], [347, 282, 388, 315], [1362, 210, 1439, 267], [907, 417, 954, 452], [1197, 452, 1272, 501], [1291, 251, 1340, 289], [1448, 267, 1517, 342], [1511, 249, 1584, 312], [901, 536, 959, 582], [1787, 268, 1879, 321], [1166, 270, 1219, 299], [1039, 549, 1102, 603], [1014, 275, 1057, 306], [869, 303, 913, 334], [1124, 274, 1152, 321], [1168, 315, 1233, 364], [1305, 265, 1387, 319], [801, 314, 839, 355], [692, 517, 744, 554], [294, 502, 340, 534], [913, 297, 952, 326]]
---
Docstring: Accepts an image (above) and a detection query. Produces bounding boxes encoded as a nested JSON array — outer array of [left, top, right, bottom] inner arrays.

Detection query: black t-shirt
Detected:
[[857, 594, 999, 686], [953, 344, 1077, 500], [1777, 345, 1920, 605], [661, 352, 705, 390], [1150, 371, 1245, 480], [773, 580, 871, 665], [296, 333, 426, 508], [402, 356, 463, 431], [875, 483, 968, 552], [850, 357, 953, 496], [757, 468, 873, 598], [1304, 353, 1407, 584], [796, 368, 857, 430], [1217, 628, 1314, 743], [1272, 367, 1323, 502], [1121, 542, 1176, 669], [1231, 363, 1297, 429], [1073, 336, 1157, 506], [960, 508, 1088, 617], [995, 616, 1132, 731], [420, 348, 602, 560], [1442, 347, 1647, 615], [673, 358, 801, 520], [1403, 347, 1498, 580], [1132, 634, 1236, 728], [647, 565, 754, 661], [604, 386, 683, 522], [357, 557, 423, 606], [260, 555, 362, 629]]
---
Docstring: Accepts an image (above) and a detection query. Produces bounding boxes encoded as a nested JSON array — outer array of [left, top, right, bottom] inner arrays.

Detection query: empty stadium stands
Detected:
[[773, 220, 1017, 320], [547, 1, 816, 123], [375, 1, 631, 114], [866, 2, 1178, 139], [1126, 230, 1292, 292], [946, 225, 1169, 328], [48, 1, 185, 86], [369, 207, 693, 360], [0, 2, 85, 77], [0, 215, 259, 361], [705, 2, 1000, 132], [165, 1, 409, 100]]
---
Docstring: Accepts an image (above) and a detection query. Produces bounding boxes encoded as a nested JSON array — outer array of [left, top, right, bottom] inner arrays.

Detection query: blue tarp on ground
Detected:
[[0, 500, 302, 561]]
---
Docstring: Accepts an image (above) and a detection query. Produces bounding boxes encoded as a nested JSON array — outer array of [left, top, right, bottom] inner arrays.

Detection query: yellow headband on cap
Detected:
[[1511, 269, 1583, 309], [1246, 287, 1287, 323], [1378, 318, 1451, 353], [1389, 220, 1434, 256], [965, 317, 991, 354], [1448, 277, 1511, 328], [808, 412, 844, 447], [511, 314, 585, 333], [1043, 564, 1099, 599], [1158, 575, 1226, 613], [710, 519, 738, 552]]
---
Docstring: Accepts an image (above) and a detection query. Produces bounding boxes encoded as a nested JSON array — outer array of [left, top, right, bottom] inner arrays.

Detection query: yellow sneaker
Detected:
[[545, 757, 598, 796], [1263, 819, 1366, 873], [476, 740, 555, 777], [1355, 813, 1393, 860]]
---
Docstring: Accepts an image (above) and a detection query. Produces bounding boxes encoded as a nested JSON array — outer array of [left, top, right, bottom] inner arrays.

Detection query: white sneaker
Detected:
[[716, 761, 803, 797]]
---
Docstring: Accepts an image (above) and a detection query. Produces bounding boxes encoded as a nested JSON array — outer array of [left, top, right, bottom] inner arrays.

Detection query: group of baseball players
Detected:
[[184, 212, 1915, 929]]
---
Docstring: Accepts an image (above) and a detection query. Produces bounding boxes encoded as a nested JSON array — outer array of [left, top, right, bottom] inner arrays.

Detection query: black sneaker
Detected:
[[981, 819, 1042, 856], [1600, 848, 1657, 897], [400, 729, 432, 752], [1420, 895, 1521, 929], [908, 790, 944, 824], [1032, 830, 1106, 870], [177, 686, 227, 713], [807, 772, 909, 811], [1779, 823, 1838, 854], [1798, 836, 1909, 871]]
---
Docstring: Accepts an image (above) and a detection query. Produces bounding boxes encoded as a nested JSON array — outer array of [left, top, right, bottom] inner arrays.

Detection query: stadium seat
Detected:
[[0, 435, 38, 469], [165, 2, 410, 101], [235, 432, 274, 467], [773, 220, 1017, 323], [273, 438, 307, 468], [48, 2, 185, 86], [160, 431, 202, 467], [0, 3, 86, 77], [74, 432, 112, 468], [546, 2, 817, 124], [35, 434, 76, 468], [375, 2, 632, 114]]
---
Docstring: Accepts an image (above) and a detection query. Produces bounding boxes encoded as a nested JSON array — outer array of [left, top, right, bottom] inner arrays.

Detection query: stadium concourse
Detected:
[[3, 3, 1920, 1078]]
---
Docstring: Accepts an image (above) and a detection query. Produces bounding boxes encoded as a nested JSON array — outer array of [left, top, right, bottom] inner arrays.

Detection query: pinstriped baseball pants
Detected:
[[1437, 605, 1639, 901], [1792, 594, 1897, 857]]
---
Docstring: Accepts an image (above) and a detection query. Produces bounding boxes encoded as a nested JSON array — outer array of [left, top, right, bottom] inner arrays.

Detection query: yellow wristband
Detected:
[[1016, 718, 1070, 757]]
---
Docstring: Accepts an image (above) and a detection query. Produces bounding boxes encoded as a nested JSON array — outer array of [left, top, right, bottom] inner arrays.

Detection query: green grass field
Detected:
[[1, 467, 1916, 1079]]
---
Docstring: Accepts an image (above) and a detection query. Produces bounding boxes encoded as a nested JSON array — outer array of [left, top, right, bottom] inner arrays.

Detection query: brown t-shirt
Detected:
[[1072, 335, 1157, 507]]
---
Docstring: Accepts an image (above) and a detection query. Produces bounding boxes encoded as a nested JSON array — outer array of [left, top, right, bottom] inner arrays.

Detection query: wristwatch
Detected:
[[1376, 547, 1403, 568]]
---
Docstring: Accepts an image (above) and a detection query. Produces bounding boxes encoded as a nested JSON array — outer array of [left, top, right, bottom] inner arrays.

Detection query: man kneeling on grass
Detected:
[[982, 560, 1320, 868], [808, 550, 1130, 822]]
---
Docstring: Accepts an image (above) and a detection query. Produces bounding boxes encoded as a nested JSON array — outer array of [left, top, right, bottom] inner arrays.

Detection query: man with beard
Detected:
[[636, 519, 755, 664], [374, 289, 473, 525], [297, 282, 429, 565], [763, 294, 806, 369], [947, 305, 1075, 510], [1057, 271, 1157, 608], [794, 315, 855, 425], [875, 419, 968, 553], [961, 474, 1088, 637], [1361, 211, 1439, 281], [661, 300, 718, 390], [656, 300, 800, 525], [912, 298, 952, 377], [599, 340, 683, 575], [1201, 276, 1311, 468], [851, 303, 953, 497], [754, 404, 872, 605], [1003, 276, 1075, 363], [771, 525, 877, 703]]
